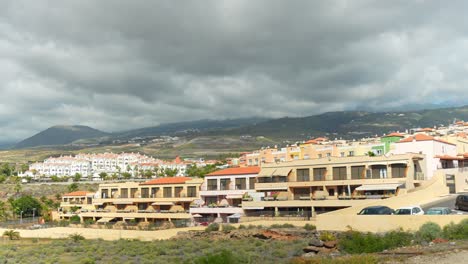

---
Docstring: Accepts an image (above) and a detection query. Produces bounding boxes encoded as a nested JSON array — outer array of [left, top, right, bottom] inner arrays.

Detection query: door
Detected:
[[445, 174, 456, 194]]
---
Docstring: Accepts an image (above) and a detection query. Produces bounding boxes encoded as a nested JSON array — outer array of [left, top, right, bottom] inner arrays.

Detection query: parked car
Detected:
[[394, 206, 424, 215], [425, 207, 452, 215], [357, 206, 394, 215], [455, 194, 468, 211]]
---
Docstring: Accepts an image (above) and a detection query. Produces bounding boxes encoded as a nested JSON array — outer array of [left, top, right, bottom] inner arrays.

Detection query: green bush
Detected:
[[69, 233, 85, 242], [304, 224, 316, 231], [205, 223, 220, 233], [339, 229, 413, 254], [319, 231, 336, 242], [442, 219, 468, 240], [222, 224, 236, 233], [417, 222, 442, 242], [70, 215, 81, 224], [238, 224, 246, 229], [193, 249, 239, 264]]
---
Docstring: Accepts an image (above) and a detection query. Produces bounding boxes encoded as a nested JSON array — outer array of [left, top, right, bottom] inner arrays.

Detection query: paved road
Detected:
[[421, 193, 468, 215]]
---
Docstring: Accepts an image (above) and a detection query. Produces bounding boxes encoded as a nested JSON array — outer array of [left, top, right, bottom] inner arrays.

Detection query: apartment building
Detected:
[[59, 177, 203, 225], [242, 153, 426, 217], [189, 167, 262, 221], [391, 134, 457, 179]]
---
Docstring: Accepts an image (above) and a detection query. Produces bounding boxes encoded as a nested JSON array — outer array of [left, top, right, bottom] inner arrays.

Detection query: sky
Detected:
[[1, 0, 468, 143]]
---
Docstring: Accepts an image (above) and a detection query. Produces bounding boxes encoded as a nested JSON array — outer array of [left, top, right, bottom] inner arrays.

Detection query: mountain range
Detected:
[[11, 105, 468, 149]]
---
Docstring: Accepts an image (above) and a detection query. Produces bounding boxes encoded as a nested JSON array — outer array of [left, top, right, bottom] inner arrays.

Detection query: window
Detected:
[[296, 169, 310, 182], [235, 178, 246, 190], [141, 188, 149, 198], [351, 166, 365, 179], [375, 149, 383, 155], [332, 167, 347, 180], [187, 186, 197, 197], [340, 152, 345, 157], [120, 188, 128, 198], [163, 187, 172, 198], [391, 164, 407, 178], [326, 153, 331, 157], [151, 187, 159, 198], [247, 178, 253, 190], [174, 187, 183, 198], [318, 154, 323, 159], [207, 179, 217, 191], [313, 168, 326, 181], [348, 151, 355, 157], [304, 154, 310, 160], [220, 179, 230, 190], [371, 165, 387, 179], [131, 188, 138, 198]]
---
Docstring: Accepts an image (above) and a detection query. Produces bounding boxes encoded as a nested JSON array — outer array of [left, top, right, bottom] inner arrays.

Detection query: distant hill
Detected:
[[14, 125, 108, 149], [12, 106, 468, 150], [217, 105, 468, 140], [114, 117, 269, 139]]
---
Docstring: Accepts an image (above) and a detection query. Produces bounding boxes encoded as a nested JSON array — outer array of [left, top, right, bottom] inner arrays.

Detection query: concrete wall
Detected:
[[317, 215, 468, 232]]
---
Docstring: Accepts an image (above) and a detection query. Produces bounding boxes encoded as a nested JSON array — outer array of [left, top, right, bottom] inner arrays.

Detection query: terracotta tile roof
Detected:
[[140, 176, 192, 185], [63, 191, 91, 197], [419, 127, 434, 132], [397, 134, 456, 145], [383, 132, 405, 138], [206, 166, 261, 176], [305, 139, 318, 144]]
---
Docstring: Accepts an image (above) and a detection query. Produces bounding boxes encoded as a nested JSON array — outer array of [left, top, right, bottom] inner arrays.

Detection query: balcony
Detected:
[[189, 207, 243, 215]]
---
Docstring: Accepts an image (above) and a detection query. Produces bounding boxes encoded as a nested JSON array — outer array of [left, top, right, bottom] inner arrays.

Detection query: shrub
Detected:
[[193, 249, 239, 264], [270, 223, 295, 229], [319, 231, 336, 242], [69, 233, 85, 242], [442, 219, 468, 240], [339, 229, 413, 254], [3, 229, 20, 240], [417, 222, 442, 242], [304, 224, 316, 231], [222, 224, 236, 233], [205, 223, 220, 233], [238, 225, 246, 230], [70, 215, 81, 224]]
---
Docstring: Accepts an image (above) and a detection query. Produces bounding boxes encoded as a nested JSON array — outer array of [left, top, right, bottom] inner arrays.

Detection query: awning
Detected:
[[226, 194, 243, 199], [192, 214, 203, 218], [228, 213, 242, 218], [92, 202, 104, 205], [97, 217, 115, 223], [257, 168, 276, 177], [124, 217, 135, 220], [272, 167, 291, 177], [355, 183, 402, 191], [243, 206, 264, 210], [113, 201, 133, 205], [152, 202, 174, 206]]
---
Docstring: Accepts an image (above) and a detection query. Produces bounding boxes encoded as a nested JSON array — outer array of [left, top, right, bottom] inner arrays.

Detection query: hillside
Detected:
[[218, 105, 468, 140], [14, 125, 108, 149]]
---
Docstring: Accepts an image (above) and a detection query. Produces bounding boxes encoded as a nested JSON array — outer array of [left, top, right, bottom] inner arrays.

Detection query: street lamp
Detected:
[[33, 208, 36, 223]]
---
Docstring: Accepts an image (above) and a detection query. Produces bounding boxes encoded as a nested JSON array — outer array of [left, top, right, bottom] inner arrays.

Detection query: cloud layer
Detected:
[[1, 0, 468, 142]]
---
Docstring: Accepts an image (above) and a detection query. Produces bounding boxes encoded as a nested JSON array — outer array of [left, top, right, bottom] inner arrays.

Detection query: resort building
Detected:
[[59, 177, 203, 226], [189, 167, 262, 222], [242, 153, 426, 217]]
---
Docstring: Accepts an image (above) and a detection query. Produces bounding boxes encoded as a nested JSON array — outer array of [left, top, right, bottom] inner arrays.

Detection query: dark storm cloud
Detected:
[[1, 0, 468, 142]]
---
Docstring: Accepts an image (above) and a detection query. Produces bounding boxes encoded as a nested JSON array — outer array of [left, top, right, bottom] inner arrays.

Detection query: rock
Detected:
[[308, 238, 324, 247], [252, 233, 270, 240], [302, 252, 316, 258], [323, 241, 337, 248], [303, 246, 321, 253], [450, 242, 456, 246]]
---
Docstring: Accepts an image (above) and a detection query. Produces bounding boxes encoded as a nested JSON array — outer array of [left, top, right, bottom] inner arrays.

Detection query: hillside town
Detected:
[[46, 121, 468, 231]]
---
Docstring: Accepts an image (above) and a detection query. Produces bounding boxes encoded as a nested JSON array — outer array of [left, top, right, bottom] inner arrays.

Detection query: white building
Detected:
[[391, 134, 457, 179]]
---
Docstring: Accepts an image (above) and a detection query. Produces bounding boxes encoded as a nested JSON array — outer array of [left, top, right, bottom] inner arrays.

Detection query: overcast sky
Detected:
[[1, 0, 468, 142]]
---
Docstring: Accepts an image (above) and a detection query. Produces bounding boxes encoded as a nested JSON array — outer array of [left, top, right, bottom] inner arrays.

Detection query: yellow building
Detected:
[[242, 153, 426, 217], [59, 177, 203, 226]]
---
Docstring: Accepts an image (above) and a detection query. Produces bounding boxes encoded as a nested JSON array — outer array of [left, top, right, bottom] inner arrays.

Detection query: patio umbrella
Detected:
[[218, 199, 229, 207], [192, 199, 205, 206], [192, 214, 203, 218], [169, 205, 185, 213]]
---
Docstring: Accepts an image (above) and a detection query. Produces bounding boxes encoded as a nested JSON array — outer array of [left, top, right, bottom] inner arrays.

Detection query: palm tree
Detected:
[[3, 229, 20, 240]]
